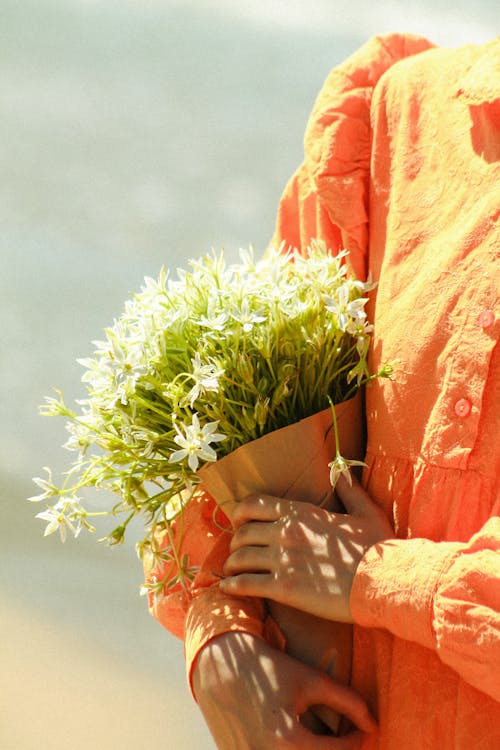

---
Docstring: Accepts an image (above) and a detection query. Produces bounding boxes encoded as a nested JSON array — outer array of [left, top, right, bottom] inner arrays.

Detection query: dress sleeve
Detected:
[[144, 492, 226, 640], [271, 32, 434, 281], [144, 492, 285, 694], [350, 516, 500, 701]]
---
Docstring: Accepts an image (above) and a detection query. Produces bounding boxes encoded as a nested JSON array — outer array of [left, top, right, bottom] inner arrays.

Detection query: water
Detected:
[[1, 2, 498, 748]]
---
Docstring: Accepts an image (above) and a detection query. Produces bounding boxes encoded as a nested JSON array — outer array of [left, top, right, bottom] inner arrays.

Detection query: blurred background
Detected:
[[1, 1, 498, 747]]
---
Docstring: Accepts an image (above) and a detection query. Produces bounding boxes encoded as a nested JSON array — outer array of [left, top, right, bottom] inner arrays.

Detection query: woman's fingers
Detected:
[[335, 474, 379, 519], [229, 519, 275, 551], [223, 545, 274, 575], [220, 571, 273, 597], [193, 630, 376, 750], [301, 674, 377, 735], [295, 727, 366, 750], [231, 494, 293, 528]]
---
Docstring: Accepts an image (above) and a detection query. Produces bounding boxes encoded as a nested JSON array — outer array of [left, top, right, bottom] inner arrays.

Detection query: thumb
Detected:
[[335, 473, 379, 518], [302, 673, 378, 735]]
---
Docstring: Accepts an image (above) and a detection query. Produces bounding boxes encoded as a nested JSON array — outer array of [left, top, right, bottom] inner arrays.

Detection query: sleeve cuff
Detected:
[[350, 537, 463, 649], [185, 585, 285, 699]]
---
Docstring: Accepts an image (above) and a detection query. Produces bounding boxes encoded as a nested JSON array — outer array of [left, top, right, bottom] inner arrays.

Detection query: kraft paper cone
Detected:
[[198, 393, 363, 735], [199, 393, 363, 519]]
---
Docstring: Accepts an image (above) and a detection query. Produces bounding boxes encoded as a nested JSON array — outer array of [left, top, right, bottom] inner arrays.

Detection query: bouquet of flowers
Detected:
[[32, 240, 392, 734], [32, 240, 391, 590]]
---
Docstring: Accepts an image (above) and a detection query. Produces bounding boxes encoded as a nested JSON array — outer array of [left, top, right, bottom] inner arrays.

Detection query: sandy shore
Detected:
[[1, 598, 213, 750]]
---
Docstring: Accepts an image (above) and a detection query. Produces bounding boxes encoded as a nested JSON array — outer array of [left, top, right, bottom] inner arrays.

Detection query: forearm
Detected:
[[350, 516, 500, 700], [185, 581, 281, 696], [192, 630, 377, 750]]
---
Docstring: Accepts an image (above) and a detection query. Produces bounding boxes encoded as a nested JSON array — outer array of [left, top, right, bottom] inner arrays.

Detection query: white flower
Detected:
[[351, 273, 377, 293], [130, 428, 161, 459], [346, 319, 374, 342], [324, 284, 368, 332], [196, 312, 228, 331], [80, 326, 147, 406], [29, 467, 58, 502], [328, 455, 367, 490], [228, 300, 267, 332], [169, 414, 226, 472], [35, 503, 79, 542], [186, 353, 224, 407], [63, 416, 94, 453]]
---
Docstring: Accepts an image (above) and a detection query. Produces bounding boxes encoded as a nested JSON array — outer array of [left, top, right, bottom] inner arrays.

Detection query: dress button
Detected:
[[479, 309, 495, 329], [454, 398, 471, 418]]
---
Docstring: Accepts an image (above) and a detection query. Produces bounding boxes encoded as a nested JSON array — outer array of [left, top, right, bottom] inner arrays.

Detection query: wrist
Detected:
[[192, 631, 262, 701], [185, 584, 270, 699]]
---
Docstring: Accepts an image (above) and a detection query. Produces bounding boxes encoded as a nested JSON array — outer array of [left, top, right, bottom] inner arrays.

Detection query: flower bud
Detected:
[[240, 406, 257, 434], [236, 353, 254, 384], [257, 376, 270, 395], [107, 524, 126, 546], [254, 396, 269, 431], [271, 379, 290, 409]]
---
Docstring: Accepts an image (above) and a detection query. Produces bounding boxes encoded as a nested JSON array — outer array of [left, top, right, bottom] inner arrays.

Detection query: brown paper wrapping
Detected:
[[199, 393, 363, 734]]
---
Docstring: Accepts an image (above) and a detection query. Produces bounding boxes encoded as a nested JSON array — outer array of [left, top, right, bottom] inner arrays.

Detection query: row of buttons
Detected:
[[454, 310, 495, 418]]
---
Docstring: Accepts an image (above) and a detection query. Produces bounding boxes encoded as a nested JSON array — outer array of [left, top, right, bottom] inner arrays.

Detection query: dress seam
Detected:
[[364, 449, 496, 480]]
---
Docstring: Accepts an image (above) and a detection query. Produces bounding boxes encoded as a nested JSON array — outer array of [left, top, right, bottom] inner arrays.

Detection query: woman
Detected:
[[148, 32, 500, 749]]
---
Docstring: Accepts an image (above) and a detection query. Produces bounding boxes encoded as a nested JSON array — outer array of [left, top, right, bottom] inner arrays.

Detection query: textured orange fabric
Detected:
[[147, 33, 500, 747], [146, 491, 285, 660]]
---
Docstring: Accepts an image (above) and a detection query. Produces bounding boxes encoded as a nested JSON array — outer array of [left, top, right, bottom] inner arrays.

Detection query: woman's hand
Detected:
[[220, 475, 394, 623], [192, 631, 377, 750]]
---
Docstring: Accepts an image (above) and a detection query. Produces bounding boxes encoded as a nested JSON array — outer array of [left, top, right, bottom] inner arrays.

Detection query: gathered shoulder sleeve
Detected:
[[350, 516, 500, 701], [271, 32, 434, 280]]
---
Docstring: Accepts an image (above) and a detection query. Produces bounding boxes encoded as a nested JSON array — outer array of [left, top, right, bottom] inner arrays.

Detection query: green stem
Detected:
[[327, 394, 341, 458]]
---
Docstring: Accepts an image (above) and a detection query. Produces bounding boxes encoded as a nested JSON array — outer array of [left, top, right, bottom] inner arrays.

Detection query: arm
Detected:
[[350, 514, 500, 701], [144, 491, 272, 654], [192, 631, 377, 750], [221, 477, 500, 702], [179, 497, 379, 749]]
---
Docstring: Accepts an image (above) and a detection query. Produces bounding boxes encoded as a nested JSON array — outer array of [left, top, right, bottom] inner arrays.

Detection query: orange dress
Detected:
[[147, 33, 500, 749]]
